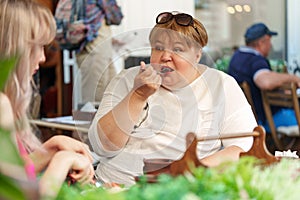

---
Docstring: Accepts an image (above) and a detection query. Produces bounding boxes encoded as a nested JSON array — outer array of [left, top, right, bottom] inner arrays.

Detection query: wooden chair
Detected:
[[261, 82, 300, 150], [140, 126, 278, 182], [239, 81, 258, 121]]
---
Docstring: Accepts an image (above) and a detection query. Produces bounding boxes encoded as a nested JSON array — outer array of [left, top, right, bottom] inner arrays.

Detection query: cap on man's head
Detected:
[[244, 23, 278, 43]]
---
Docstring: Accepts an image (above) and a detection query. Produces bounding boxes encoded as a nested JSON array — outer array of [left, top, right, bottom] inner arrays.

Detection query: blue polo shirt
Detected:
[[228, 46, 280, 124]]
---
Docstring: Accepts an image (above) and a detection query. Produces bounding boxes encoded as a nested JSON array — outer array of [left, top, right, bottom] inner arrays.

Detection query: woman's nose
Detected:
[[161, 49, 172, 61]]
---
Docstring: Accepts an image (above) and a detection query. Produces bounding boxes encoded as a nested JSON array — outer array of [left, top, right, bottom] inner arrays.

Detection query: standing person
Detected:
[[0, 0, 94, 198], [228, 23, 300, 131], [88, 11, 257, 187], [76, 0, 123, 104]]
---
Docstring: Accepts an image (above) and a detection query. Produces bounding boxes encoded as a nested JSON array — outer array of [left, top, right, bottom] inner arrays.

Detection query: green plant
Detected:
[[0, 56, 27, 200], [269, 59, 287, 73], [0, 56, 16, 91], [0, 127, 24, 166], [0, 57, 22, 165], [56, 156, 300, 200], [214, 55, 231, 73], [0, 173, 26, 200]]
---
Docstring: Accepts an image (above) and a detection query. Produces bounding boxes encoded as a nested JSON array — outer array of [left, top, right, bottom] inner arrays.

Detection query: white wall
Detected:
[[114, 0, 195, 33], [287, 0, 300, 75], [195, 0, 285, 60]]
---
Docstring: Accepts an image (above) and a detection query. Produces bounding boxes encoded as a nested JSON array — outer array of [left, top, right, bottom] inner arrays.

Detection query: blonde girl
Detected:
[[0, 0, 94, 198]]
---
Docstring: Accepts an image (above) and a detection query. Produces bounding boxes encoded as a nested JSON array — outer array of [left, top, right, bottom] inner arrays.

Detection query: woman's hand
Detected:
[[133, 61, 162, 100], [96, 62, 162, 151]]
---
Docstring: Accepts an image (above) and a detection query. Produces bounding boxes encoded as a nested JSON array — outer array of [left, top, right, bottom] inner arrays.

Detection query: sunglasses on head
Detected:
[[156, 12, 200, 36]]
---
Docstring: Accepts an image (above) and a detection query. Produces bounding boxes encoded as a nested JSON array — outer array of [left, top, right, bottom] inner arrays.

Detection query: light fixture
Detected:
[[234, 4, 243, 12], [227, 6, 235, 14], [227, 3, 252, 14], [243, 4, 251, 12]]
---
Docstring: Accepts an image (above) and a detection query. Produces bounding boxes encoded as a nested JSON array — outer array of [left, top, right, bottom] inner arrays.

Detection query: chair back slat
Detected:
[[261, 82, 300, 150], [267, 99, 293, 107], [239, 81, 258, 122]]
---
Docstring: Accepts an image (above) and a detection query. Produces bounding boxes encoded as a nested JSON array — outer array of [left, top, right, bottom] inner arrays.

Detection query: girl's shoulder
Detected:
[[0, 92, 15, 131]]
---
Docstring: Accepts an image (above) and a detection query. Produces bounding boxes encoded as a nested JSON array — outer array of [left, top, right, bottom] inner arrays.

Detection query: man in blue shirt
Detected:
[[228, 23, 300, 130]]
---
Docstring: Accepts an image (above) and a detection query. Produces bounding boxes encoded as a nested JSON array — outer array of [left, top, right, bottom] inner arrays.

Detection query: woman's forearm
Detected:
[[97, 91, 148, 151], [200, 145, 244, 167]]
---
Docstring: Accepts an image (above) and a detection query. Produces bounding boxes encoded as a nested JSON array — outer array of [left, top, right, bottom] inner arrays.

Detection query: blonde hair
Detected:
[[149, 13, 208, 49], [0, 0, 56, 150]]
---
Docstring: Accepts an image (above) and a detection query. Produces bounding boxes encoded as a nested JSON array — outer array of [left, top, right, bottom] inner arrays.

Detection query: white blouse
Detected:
[[89, 66, 257, 186]]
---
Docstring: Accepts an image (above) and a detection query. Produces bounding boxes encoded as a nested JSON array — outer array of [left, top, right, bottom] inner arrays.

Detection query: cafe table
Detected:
[[29, 116, 90, 133]]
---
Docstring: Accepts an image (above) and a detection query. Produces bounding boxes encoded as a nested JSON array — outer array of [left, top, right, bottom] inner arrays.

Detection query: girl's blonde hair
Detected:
[[0, 0, 56, 150]]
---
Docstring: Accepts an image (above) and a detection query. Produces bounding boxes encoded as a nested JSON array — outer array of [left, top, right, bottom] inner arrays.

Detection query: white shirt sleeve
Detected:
[[88, 67, 139, 157]]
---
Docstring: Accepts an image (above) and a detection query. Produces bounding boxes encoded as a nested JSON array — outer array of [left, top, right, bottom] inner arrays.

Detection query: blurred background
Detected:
[[36, 0, 300, 118], [112, 0, 299, 73]]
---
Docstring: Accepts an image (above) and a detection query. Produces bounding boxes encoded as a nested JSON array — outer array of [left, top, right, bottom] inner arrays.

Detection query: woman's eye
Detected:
[[173, 47, 183, 53], [154, 46, 164, 51]]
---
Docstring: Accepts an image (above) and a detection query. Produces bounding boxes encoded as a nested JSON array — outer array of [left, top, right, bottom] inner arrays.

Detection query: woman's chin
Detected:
[[161, 82, 179, 91], [162, 79, 188, 90], [161, 79, 173, 89]]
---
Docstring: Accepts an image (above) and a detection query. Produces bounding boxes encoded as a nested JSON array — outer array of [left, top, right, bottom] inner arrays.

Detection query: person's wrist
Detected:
[[131, 90, 149, 108], [52, 151, 74, 167]]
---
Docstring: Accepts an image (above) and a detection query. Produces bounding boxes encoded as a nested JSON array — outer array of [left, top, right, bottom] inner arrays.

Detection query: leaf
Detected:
[[0, 128, 24, 165], [0, 173, 26, 200], [0, 56, 17, 91]]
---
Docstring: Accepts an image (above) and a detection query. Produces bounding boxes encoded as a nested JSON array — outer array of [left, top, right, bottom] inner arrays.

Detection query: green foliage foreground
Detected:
[[0, 56, 16, 91], [57, 157, 300, 200]]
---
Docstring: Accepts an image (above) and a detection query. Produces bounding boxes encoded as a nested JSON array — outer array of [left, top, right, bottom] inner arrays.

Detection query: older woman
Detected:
[[89, 11, 257, 186]]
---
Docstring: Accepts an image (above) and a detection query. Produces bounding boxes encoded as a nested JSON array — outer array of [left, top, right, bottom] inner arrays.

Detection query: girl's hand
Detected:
[[133, 61, 162, 100], [31, 136, 93, 173], [39, 151, 94, 198], [42, 135, 93, 162], [67, 153, 95, 185]]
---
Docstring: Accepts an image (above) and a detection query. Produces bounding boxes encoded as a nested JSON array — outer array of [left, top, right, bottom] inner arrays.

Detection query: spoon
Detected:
[[142, 64, 174, 75]]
